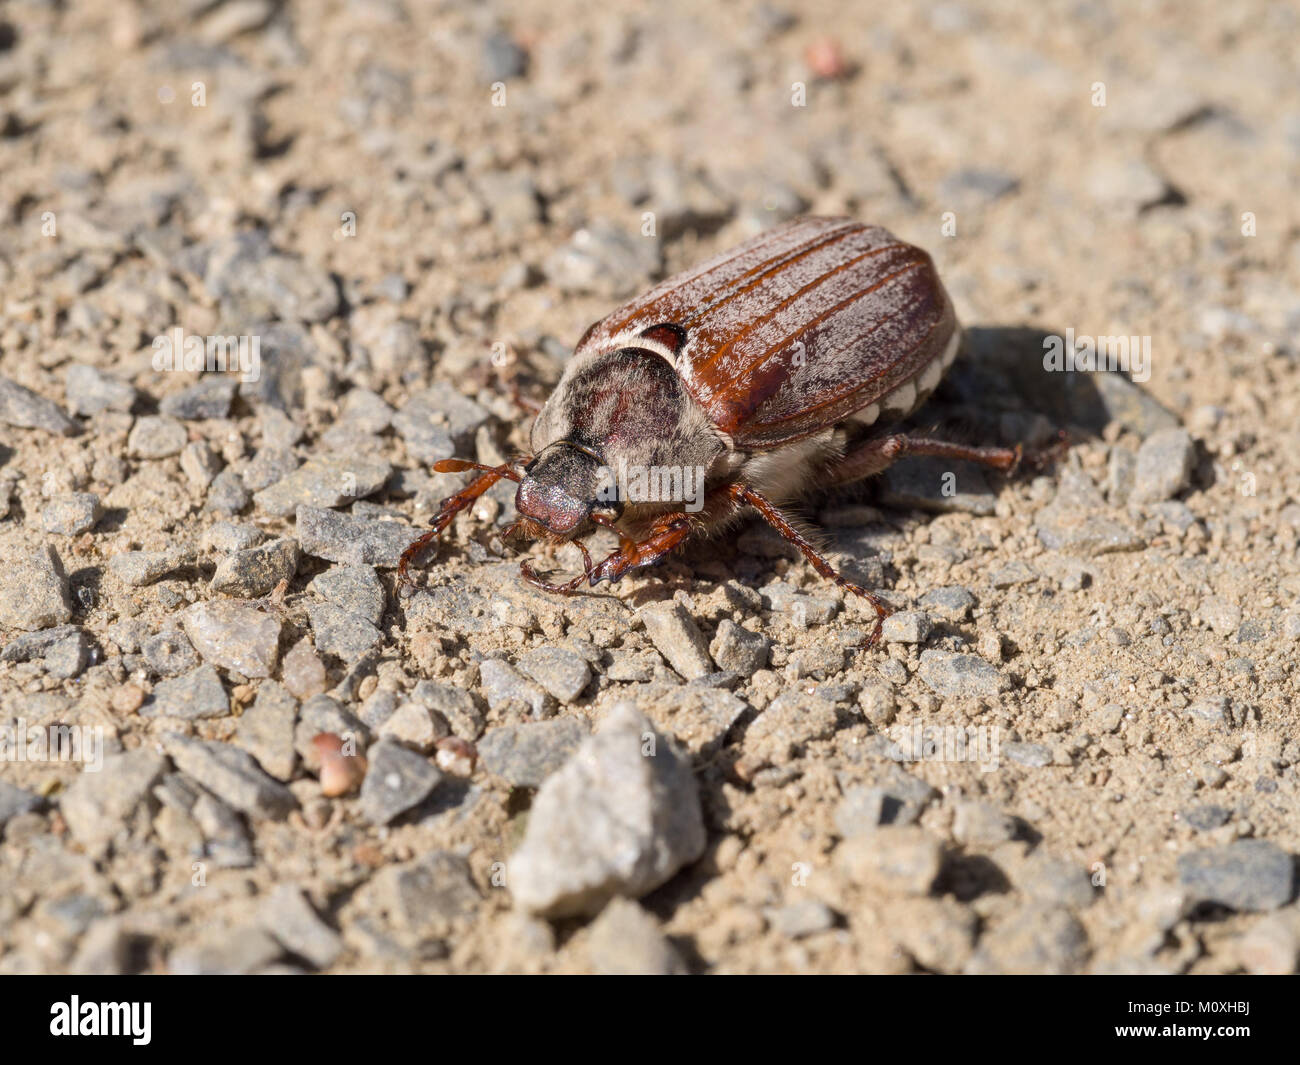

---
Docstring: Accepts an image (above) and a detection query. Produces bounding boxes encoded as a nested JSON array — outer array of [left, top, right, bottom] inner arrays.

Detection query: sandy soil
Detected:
[[0, 0, 1298, 974]]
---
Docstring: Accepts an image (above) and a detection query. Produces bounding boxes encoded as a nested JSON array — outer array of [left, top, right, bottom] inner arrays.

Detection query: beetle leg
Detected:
[[586, 513, 695, 586], [398, 460, 526, 587], [726, 482, 894, 647], [826, 433, 1023, 486], [518, 539, 596, 594]]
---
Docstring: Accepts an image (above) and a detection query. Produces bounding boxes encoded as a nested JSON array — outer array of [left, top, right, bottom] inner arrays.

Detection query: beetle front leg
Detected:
[[398, 459, 526, 587], [585, 513, 695, 587]]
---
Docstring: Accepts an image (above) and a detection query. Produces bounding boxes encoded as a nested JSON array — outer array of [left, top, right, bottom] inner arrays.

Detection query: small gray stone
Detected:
[[254, 456, 392, 517], [0, 375, 77, 435], [481, 29, 528, 81], [64, 364, 136, 416], [1013, 852, 1096, 908], [587, 898, 687, 974], [835, 825, 943, 896], [308, 565, 386, 626], [508, 703, 706, 917], [0, 546, 73, 630], [240, 445, 300, 493], [952, 800, 1018, 846], [0, 780, 42, 829], [377, 701, 446, 753], [142, 628, 200, 676], [162, 732, 297, 820], [882, 457, 997, 515], [259, 885, 343, 969], [708, 619, 770, 676], [182, 600, 282, 678], [479, 658, 554, 719], [612, 684, 748, 756], [127, 414, 188, 458], [918, 585, 976, 622], [60, 749, 168, 855], [638, 601, 713, 680], [202, 522, 267, 553], [1003, 741, 1053, 768], [140, 664, 230, 719], [1182, 804, 1230, 832], [206, 470, 251, 514], [392, 388, 491, 460], [882, 610, 933, 644], [767, 899, 838, 939], [1177, 839, 1295, 912], [296, 506, 413, 568], [235, 680, 298, 780], [360, 739, 442, 825], [410, 681, 484, 740], [180, 440, 223, 489], [160, 377, 237, 420], [1, 624, 80, 663], [918, 650, 1010, 697], [938, 166, 1020, 208], [1132, 428, 1195, 503], [42, 492, 102, 535], [374, 851, 480, 940], [109, 546, 196, 586], [306, 602, 382, 662], [478, 718, 588, 788], [516, 647, 592, 703], [210, 538, 300, 597]]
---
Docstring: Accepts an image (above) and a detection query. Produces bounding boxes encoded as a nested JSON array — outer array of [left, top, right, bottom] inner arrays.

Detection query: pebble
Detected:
[[281, 638, 328, 699], [163, 732, 297, 820], [951, 800, 1018, 846], [60, 749, 169, 855], [313, 733, 367, 798], [479, 658, 555, 719], [64, 364, 136, 416], [359, 739, 442, 825], [0, 546, 73, 630], [306, 602, 382, 662], [883, 896, 978, 972], [409, 683, 482, 742], [0, 375, 78, 435], [1182, 804, 1230, 832], [209, 537, 300, 597], [202, 522, 267, 553], [1177, 839, 1295, 912], [159, 377, 237, 420], [182, 600, 283, 678], [369, 851, 480, 942], [881, 610, 933, 644], [882, 457, 997, 515], [1003, 741, 1053, 768], [253, 455, 392, 517], [42, 492, 102, 535], [937, 166, 1020, 208], [508, 703, 706, 918], [989, 560, 1036, 588], [1012, 852, 1096, 908], [708, 619, 770, 676], [543, 223, 661, 298], [481, 29, 528, 81], [967, 902, 1089, 974], [142, 628, 200, 676], [127, 414, 188, 458], [638, 601, 714, 680], [235, 680, 298, 780], [109, 546, 196, 586], [917, 650, 1010, 697], [259, 885, 343, 970], [613, 684, 747, 756], [1235, 913, 1300, 975], [515, 646, 592, 703], [180, 440, 222, 488], [240, 445, 300, 493], [139, 664, 230, 719], [478, 718, 588, 788], [767, 899, 838, 939], [378, 701, 446, 753], [205, 470, 251, 514], [1131, 428, 1195, 503], [586, 898, 687, 975], [918, 585, 976, 622], [296, 505, 413, 568], [835, 825, 943, 896], [1198, 596, 1241, 637], [392, 387, 491, 461], [308, 565, 386, 626], [0, 780, 41, 830]]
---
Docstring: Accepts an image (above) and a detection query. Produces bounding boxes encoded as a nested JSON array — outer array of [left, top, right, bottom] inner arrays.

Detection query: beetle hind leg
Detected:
[[727, 483, 893, 647], [827, 432, 1023, 487]]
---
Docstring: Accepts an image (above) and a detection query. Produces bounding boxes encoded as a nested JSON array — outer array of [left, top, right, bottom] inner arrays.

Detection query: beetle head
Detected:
[[516, 440, 620, 540]]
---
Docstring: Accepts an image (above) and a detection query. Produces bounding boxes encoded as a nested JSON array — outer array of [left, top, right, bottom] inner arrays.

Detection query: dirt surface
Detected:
[[1, 0, 1298, 974]]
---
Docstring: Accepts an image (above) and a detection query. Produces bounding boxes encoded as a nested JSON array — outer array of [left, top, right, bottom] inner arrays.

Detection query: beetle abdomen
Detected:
[[574, 217, 959, 452]]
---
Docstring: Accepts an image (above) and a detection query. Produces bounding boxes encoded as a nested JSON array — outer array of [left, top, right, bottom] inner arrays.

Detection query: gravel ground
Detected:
[[1, 0, 1298, 975]]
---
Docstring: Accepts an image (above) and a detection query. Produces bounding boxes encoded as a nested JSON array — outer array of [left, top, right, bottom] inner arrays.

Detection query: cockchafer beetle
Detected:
[[400, 216, 1043, 645]]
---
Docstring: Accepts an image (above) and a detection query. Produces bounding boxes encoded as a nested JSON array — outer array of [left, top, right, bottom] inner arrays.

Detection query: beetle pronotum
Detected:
[[400, 217, 1029, 645]]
